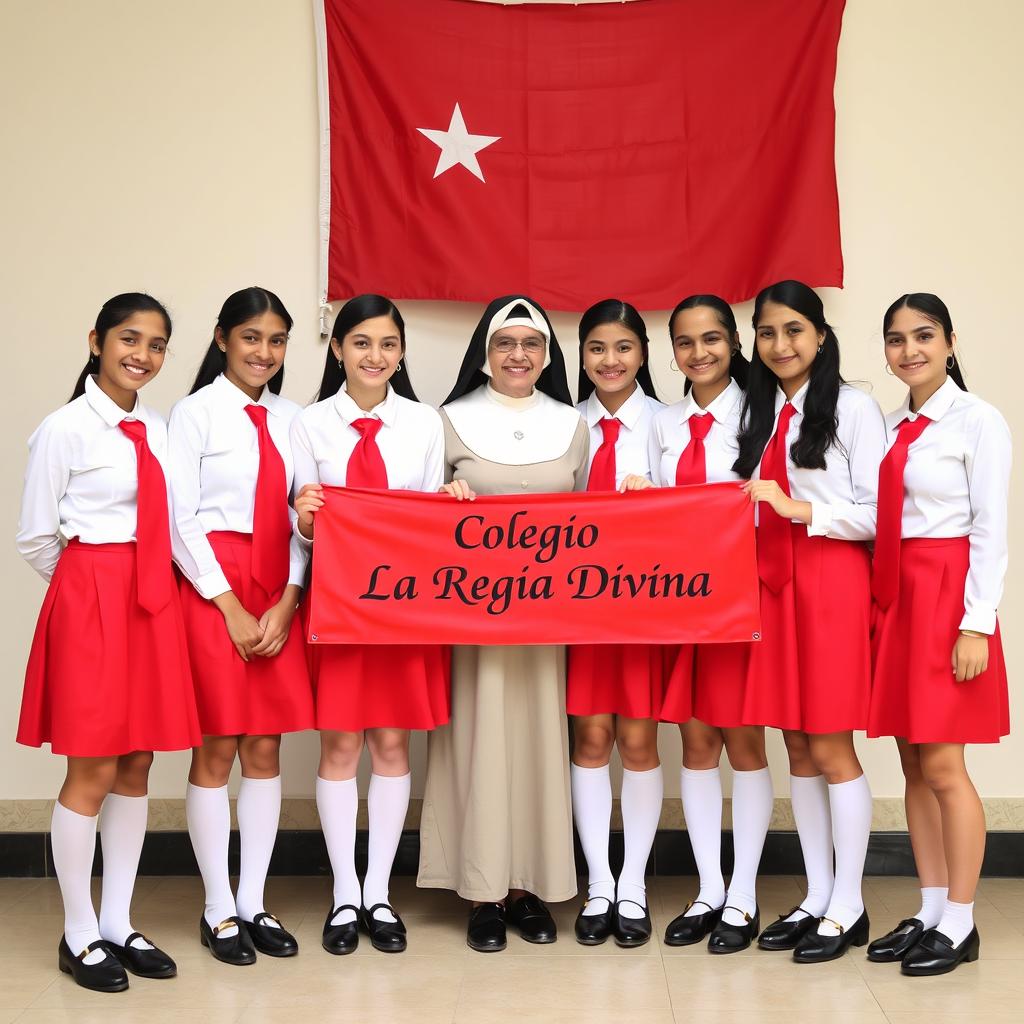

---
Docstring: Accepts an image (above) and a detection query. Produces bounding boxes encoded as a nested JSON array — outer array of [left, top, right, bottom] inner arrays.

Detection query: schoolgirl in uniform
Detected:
[[17, 293, 200, 992], [566, 299, 664, 948], [866, 294, 1010, 976], [640, 295, 774, 954], [169, 287, 314, 965], [736, 280, 887, 963], [290, 294, 449, 956]]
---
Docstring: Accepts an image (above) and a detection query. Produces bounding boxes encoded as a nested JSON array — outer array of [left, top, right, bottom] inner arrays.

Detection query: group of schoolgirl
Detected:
[[15, 280, 1010, 993]]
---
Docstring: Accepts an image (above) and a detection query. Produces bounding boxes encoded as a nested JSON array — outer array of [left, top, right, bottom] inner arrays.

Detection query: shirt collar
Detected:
[[679, 378, 742, 424], [334, 381, 398, 426], [213, 372, 278, 415], [585, 384, 645, 429], [84, 374, 138, 426], [774, 379, 809, 417]]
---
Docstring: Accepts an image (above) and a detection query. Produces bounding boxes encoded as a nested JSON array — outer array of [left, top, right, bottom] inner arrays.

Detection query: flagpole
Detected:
[[313, 0, 332, 337]]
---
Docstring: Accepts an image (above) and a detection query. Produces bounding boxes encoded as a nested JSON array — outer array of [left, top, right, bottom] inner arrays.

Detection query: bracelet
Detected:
[[959, 629, 987, 639]]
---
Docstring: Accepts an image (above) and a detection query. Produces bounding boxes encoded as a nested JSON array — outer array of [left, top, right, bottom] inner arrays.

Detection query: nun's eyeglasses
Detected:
[[490, 338, 546, 355]]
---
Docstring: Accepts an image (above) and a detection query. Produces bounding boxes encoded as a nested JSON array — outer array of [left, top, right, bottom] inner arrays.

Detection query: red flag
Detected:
[[317, 0, 845, 311], [307, 484, 761, 646]]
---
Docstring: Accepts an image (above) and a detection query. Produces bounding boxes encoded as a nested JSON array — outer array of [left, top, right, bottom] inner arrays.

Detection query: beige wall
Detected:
[[1, 0, 1021, 813]]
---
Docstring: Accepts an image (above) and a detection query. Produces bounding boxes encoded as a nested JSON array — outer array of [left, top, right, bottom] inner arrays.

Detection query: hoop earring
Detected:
[[946, 353, 955, 369], [884, 363, 894, 376], [337, 357, 343, 369], [669, 359, 680, 372], [817, 344, 824, 354], [396, 361, 403, 373]]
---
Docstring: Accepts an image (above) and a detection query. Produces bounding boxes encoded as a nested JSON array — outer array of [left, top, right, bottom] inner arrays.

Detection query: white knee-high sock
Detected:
[[916, 886, 948, 930], [316, 776, 360, 926], [818, 774, 871, 936], [235, 775, 282, 926], [617, 766, 663, 917], [362, 773, 411, 923], [98, 793, 153, 948], [787, 774, 834, 921], [571, 763, 615, 914], [681, 767, 725, 915], [185, 782, 237, 934], [51, 801, 103, 963], [722, 767, 773, 926], [936, 899, 975, 947]]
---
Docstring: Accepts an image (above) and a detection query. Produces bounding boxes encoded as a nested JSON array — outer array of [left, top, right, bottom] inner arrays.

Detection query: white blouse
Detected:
[[290, 383, 445, 547], [17, 375, 170, 582], [648, 379, 744, 487], [886, 376, 1012, 635], [754, 381, 887, 542], [167, 374, 306, 600], [577, 386, 663, 487]]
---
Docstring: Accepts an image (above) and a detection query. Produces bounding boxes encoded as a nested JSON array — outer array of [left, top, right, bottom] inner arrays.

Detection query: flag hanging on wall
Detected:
[[315, 0, 845, 311]]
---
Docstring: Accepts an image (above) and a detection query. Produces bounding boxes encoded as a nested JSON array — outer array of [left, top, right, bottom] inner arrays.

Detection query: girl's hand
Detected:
[[212, 593, 264, 662], [952, 633, 989, 682], [439, 480, 476, 501], [295, 483, 325, 539], [252, 586, 301, 658], [619, 474, 654, 492], [741, 479, 808, 522]]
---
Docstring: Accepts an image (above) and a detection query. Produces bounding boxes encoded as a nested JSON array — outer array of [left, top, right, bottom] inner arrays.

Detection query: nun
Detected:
[[418, 296, 589, 952]]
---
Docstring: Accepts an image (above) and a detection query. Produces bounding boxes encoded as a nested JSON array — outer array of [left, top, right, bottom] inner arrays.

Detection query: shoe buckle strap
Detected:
[[819, 916, 845, 934], [723, 906, 752, 924], [213, 919, 237, 937]]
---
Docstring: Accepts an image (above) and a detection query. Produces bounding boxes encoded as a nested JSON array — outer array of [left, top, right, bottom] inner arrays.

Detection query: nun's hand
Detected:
[[619, 474, 654, 492], [295, 483, 325, 539], [439, 480, 476, 501]]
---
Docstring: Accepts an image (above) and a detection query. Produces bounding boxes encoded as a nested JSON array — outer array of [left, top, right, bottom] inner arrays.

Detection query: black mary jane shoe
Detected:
[[361, 904, 408, 953], [613, 899, 653, 948], [575, 897, 614, 946], [507, 894, 557, 944], [793, 911, 870, 964], [322, 904, 360, 956], [757, 906, 820, 951], [58, 937, 129, 993], [663, 900, 723, 946], [243, 912, 298, 958], [467, 902, 507, 953], [107, 931, 177, 978], [708, 905, 760, 954], [866, 917, 926, 963], [199, 915, 257, 966], [901, 926, 980, 976]]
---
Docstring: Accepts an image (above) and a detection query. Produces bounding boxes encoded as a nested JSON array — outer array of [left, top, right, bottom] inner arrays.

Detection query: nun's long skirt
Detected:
[[418, 643, 578, 904]]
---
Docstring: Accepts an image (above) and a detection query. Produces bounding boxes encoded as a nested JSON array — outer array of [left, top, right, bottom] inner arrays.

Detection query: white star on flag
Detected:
[[417, 103, 501, 182]]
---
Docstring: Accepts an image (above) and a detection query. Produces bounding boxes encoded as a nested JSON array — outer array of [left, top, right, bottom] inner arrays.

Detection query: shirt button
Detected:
[[521, 481, 528, 489]]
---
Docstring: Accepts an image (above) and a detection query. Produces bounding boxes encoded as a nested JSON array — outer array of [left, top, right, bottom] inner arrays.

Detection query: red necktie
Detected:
[[118, 419, 172, 615], [346, 418, 389, 488], [675, 413, 714, 486], [756, 401, 798, 593], [587, 418, 621, 491], [872, 415, 932, 609], [244, 405, 290, 596]]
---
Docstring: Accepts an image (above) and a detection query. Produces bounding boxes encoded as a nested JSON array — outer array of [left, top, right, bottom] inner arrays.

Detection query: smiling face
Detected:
[[218, 312, 288, 399], [754, 300, 824, 391], [331, 314, 403, 392], [487, 324, 546, 398], [582, 322, 643, 400], [89, 310, 168, 403], [671, 305, 736, 391], [884, 305, 953, 393]]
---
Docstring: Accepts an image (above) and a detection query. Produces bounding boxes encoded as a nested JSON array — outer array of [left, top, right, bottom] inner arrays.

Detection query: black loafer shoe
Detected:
[[709, 905, 760, 954], [507, 894, 557, 944], [901, 926, 980, 976], [58, 937, 129, 992], [664, 901, 723, 946], [468, 902, 507, 952], [614, 900, 653, 948], [575, 897, 614, 945], [361, 904, 408, 953], [757, 906, 820, 951], [199, 915, 257, 965], [793, 911, 870, 963], [322, 904, 360, 956], [867, 917, 926, 963], [243, 912, 298, 958], [107, 932, 177, 978]]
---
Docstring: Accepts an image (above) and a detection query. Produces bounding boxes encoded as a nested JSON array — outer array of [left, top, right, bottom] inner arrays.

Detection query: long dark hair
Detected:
[[315, 294, 419, 402], [188, 287, 292, 396], [69, 293, 172, 402], [883, 293, 967, 391], [576, 299, 659, 403], [444, 295, 573, 406], [669, 294, 750, 396], [733, 280, 843, 478]]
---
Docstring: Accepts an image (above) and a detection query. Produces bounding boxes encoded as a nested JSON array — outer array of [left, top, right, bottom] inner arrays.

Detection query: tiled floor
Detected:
[[1, 874, 1022, 1023]]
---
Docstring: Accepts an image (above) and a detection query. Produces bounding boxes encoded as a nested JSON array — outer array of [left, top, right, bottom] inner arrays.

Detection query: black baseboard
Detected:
[[3, 829, 1021, 879]]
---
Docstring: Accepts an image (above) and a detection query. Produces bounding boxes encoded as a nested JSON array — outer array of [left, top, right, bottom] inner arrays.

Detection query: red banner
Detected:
[[308, 485, 760, 646], [317, 0, 845, 310]]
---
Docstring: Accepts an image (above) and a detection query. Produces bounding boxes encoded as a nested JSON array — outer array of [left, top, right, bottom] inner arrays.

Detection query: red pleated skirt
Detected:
[[18, 541, 201, 757], [660, 641, 752, 728], [566, 644, 667, 719], [178, 532, 314, 737], [869, 537, 1010, 744], [743, 528, 872, 733]]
